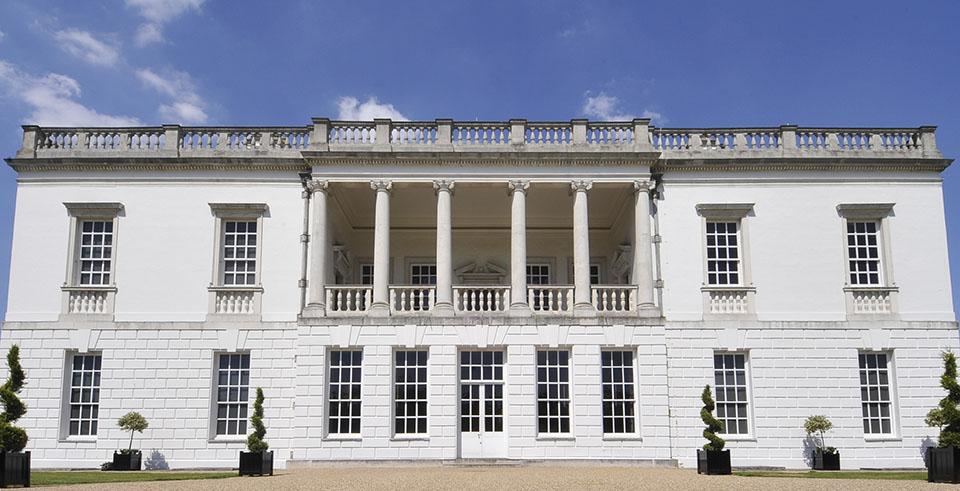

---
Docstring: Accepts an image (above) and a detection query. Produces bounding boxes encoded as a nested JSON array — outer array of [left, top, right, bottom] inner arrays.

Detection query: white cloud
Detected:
[[125, 0, 205, 46], [0, 30, 5, 42], [0, 60, 140, 126], [336, 96, 408, 121], [54, 29, 120, 67], [581, 91, 663, 124], [135, 67, 208, 123]]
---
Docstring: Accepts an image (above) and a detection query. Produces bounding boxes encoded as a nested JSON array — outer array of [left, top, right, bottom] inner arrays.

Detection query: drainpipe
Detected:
[[298, 172, 312, 313], [652, 178, 664, 308]]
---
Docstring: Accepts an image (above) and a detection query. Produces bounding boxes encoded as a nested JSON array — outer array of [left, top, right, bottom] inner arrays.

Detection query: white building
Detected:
[[1, 119, 955, 470]]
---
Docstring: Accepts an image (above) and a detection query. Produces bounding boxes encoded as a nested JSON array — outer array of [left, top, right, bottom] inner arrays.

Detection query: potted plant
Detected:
[[0, 345, 30, 488], [696, 385, 730, 475], [239, 388, 273, 476], [927, 351, 960, 483], [111, 412, 148, 471], [804, 415, 839, 470]]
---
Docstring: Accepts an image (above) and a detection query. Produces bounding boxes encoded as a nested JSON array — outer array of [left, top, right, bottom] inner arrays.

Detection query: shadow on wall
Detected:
[[145, 449, 169, 470], [801, 436, 816, 468], [921, 436, 936, 468]]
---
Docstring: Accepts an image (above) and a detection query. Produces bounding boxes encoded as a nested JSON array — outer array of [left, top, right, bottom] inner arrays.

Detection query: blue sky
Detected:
[[0, 0, 958, 318]]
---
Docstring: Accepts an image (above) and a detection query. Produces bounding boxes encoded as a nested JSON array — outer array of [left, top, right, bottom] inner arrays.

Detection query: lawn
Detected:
[[734, 470, 927, 481], [31, 470, 236, 487]]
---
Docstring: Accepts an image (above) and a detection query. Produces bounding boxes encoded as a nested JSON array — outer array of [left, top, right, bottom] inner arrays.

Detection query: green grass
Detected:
[[31, 470, 236, 487], [734, 470, 927, 481]]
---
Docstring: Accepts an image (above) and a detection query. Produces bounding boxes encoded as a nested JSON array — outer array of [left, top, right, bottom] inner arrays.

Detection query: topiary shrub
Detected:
[[117, 412, 149, 454], [928, 351, 960, 448], [246, 388, 269, 453], [701, 385, 725, 451], [0, 345, 27, 453], [804, 415, 836, 454]]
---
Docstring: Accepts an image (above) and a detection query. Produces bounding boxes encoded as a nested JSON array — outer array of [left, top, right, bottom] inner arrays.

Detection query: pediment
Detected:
[[455, 260, 507, 285]]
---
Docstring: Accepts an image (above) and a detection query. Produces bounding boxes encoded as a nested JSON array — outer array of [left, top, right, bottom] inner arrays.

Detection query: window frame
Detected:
[[208, 351, 251, 442], [858, 350, 900, 440], [60, 351, 103, 441], [325, 348, 364, 439], [61, 203, 123, 318], [535, 348, 573, 437], [712, 351, 755, 440], [392, 348, 429, 439], [600, 349, 640, 438], [837, 204, 899, 318], [696, 203, 756, 318], [207, 203, 267, 317]]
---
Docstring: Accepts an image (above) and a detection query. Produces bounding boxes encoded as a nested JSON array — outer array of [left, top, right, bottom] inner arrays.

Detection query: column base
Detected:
[[434, 302, 455, 316], [509, 303, 532, 317], [368, 302, 391, 316], [573, 302, 596, 317], [301, 303, 326, 318], [638, 303, 660, 316]]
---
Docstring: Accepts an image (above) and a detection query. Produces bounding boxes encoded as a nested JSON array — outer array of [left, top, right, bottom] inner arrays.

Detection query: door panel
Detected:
[[459, 350, 506, 459]]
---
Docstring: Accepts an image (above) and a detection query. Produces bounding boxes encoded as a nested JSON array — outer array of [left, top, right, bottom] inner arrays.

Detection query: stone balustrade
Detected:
[[325, 286, 372, 314], [592, 285, 637, 313], [213, 289, 256, 315], [849, 288, 894, 315], [454, 286, 510, 313], [66, 289, 109, 314], [706, 289, 751, 315], [13, 120, 943, 160], [528, 286, 574, 313], [390, 286, 436, 313]]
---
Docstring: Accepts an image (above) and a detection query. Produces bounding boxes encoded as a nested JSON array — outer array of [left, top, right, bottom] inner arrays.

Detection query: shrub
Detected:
[[928, 351, 960, 448], [246, 388, 269, 453], [0, 346, 27, 452], [117, 412, 149, 453], [701, 385, 725, 451], [804, 415, 836, 454]]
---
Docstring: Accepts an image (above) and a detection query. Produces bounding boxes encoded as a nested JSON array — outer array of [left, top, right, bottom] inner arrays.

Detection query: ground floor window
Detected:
[[66, 353, 101, 436], [537, 349, 571, 434], [713, 352, 750, 435], [329, 349, 363, 435], [859, 352, 894, 435], [394, 350, 428, 435], [601, 350, 637, 434], [215, 353, 250, 436]]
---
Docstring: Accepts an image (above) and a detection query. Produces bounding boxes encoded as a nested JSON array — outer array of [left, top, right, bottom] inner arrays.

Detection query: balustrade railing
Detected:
[[325, 286, 372, 313], [18, 121, 940, 159], [67, 289, 109, 314], [390, 286, 436, 313], [454, 286, 510, 313], [592, 285, 636, 313], [528, 286, 574, 313], [214, 290, 256, 314], [850, 288, 893, 314], [707, 289, 750, 314]]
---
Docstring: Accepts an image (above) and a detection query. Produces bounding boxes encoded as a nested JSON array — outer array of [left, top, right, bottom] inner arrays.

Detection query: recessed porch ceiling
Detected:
[[330, 182, 633, 230]]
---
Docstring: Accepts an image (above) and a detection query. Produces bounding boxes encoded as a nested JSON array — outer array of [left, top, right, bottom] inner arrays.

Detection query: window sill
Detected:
[[701, 285, 756, 293], [59, 436, 98, 443], [61, 285, 118, 292], [325, 435, 362, 442], [208, 285, 264, 293], [864, 435, 901, 442], [391, 435, 430, 442], [718, 435, 756, 442], [208, 436, 247, 444], [602, 434, 643, 442], [843, 285, 899, 293], [536, 435, 575, 441]]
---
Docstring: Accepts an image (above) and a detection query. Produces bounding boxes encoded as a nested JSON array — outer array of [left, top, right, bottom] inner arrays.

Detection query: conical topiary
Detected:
[[701, 385, 725, 451], [246, 388, 268, 453], [928, 351, 960, 448], [0, 345, 27, 452]]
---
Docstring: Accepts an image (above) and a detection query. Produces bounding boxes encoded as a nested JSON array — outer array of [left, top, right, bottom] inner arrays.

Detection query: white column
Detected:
[[305, 179, 329, 314], [509, 180, 530, 315], [434, 180, 454, 315], [633, 179, 657, 311], [370, 180, 392, 315], [571, 180, 594, 314]]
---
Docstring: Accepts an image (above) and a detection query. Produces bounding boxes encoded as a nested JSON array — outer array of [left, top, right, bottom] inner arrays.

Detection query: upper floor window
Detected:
[[705, 221, 740, 286], [837, 204, 898, 317], [696, 204, 756, 317], [63, 203, 123, 288], [360, 263, 374, 285], [527, 264, 550, 285], [410, 264, 436, 285], [208, 203, 268, 288], [847, 221, 882, 286]]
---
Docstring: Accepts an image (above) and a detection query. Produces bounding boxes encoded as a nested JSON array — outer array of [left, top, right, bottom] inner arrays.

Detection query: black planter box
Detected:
[[0, 451, 30, 488], [111, 451, 142, 471], [697, 449, 731, 475], [928, 446, 960, 483], [813, 449, 840, 470], [239, 451, 273, 477]]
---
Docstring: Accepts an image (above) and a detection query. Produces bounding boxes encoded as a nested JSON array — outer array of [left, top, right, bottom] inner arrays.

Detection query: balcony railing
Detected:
[[390, 286, 436, 313], [15, 120, 943, 161], [454, 286, 510, 313], [529, 286, 574, 313], [592, 285, 637, 313], [325, 286, 372, 314]]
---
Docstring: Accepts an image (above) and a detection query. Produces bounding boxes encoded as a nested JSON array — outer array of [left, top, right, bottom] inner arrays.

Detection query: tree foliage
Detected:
[[247, 387, 269, 453], [804, 415, 835, 453], [929, 351, 960, 448], [118, 411, 149, 452], [701, 385, 725, 451], [0, 346, 27, 452]]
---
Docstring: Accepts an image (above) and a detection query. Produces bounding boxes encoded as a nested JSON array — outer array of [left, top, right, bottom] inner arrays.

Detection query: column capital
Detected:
[[633, 179, 656, 192], [433, 179, 455, 193], [306, 179, 329, 194], [370, 180, 393, 193], [570, 180, 593, 193], [508, 179, 530, 194]]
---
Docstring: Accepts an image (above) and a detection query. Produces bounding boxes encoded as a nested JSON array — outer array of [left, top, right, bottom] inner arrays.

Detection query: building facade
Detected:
[[1, 119, 956, 470]]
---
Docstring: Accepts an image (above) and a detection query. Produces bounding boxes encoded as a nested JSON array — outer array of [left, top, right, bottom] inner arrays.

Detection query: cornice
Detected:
[[654, 157, 951, 173], [5, 157, 310, 173], [305, 151, 659, 168]]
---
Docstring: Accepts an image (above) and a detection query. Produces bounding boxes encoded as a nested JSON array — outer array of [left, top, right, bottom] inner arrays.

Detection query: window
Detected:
[[360, 264, 374, 285], [214, 353, 250, 436], [222, 221, 258, 286], [847, 222, 882, 286], [713, 353, 750, 435], [66, 353, 101, 436], [526, 264, 550, 285], [859, 352, 894, 435], [328, 350, 362, 436], [394, 350, 428, 435], [601, 350, 637, 434], [589, 264, 601, 285], [410, 264, 436, 285], [706, 222, 740, 286], [536, 349, 571, 434], [78, 221, 113, 285], [460, 351, 505, 433]]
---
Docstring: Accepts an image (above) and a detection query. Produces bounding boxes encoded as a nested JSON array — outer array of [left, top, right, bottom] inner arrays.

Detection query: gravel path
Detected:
[[52, 466, 935, 490]]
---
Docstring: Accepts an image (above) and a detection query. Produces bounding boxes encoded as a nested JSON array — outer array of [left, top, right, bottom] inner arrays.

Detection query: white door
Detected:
[[459, 350, 507, 459]]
